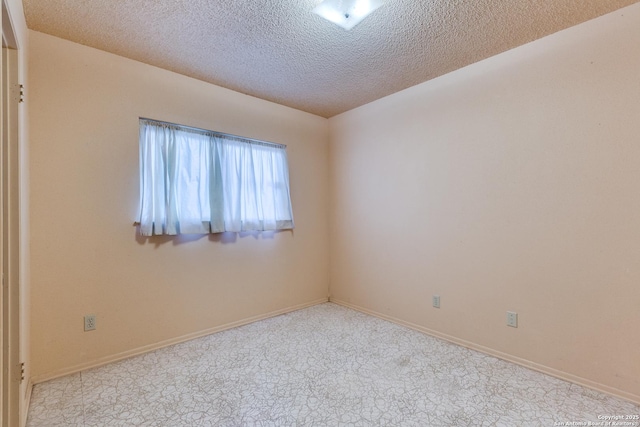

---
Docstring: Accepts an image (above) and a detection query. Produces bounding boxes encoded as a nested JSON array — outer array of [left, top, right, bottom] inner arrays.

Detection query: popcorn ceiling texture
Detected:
[[23, 0, 640, 117]]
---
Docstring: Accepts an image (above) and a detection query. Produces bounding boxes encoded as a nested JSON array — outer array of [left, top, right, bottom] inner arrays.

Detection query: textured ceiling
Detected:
[[23, 0, 640, 118]]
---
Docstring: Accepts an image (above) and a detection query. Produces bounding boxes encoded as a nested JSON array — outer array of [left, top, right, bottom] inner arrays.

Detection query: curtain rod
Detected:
[[139, 117, 287, 149]]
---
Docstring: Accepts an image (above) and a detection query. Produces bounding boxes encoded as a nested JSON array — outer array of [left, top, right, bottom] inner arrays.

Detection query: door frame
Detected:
[[1, 1, 21, 425]]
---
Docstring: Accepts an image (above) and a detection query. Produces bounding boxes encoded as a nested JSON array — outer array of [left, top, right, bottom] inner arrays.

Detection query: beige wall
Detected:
[[329, 4, 640, 401], [28, 31, 329, 380]]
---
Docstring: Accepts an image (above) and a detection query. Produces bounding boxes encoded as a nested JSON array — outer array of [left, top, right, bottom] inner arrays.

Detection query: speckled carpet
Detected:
[[27, 303, 639, 426]]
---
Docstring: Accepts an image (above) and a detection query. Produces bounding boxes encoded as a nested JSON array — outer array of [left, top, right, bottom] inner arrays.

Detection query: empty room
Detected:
[[1, 0, 639, 425]]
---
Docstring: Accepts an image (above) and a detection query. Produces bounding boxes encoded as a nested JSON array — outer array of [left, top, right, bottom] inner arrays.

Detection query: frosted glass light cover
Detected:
[[312, 0, 385, 30]]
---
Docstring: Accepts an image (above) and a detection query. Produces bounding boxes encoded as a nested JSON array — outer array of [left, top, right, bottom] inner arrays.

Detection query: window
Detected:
[[137, 119, 294, 236]]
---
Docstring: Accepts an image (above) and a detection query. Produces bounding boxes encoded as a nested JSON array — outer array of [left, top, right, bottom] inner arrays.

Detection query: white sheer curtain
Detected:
[[137, 120, 294, 236]]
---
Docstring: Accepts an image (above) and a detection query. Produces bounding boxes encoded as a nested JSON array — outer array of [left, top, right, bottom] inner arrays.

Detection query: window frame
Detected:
[[137, 118, 294, 236]]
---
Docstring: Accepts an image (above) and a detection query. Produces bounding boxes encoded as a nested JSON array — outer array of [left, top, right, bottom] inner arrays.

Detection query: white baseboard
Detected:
[[31, 298, 329, 385], [330, 298, 640, 406]]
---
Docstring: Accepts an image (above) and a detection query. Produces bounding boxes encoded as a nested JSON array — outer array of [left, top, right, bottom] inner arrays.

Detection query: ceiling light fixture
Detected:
[[313, 0, 385, 30]]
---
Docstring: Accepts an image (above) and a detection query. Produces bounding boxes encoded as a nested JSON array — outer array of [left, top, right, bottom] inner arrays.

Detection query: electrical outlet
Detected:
[[506, 311, 518, 328], [84, 314, 96, 331], [432, 295, 440, 308]]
